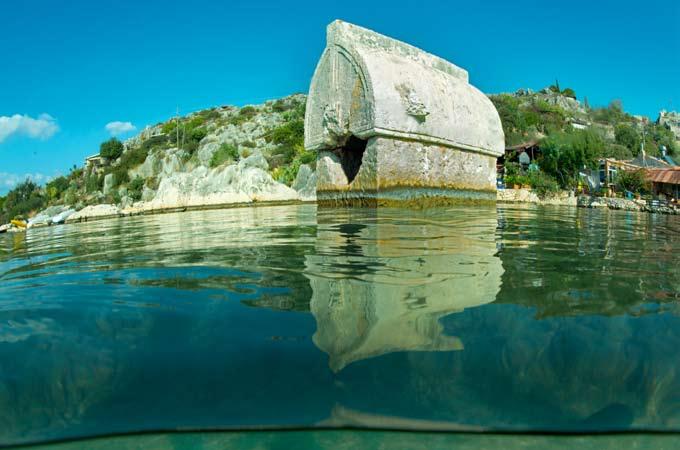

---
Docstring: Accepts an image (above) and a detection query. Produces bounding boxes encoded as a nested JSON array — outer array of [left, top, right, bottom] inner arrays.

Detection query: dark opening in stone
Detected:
[[336, 135, 367, 184]]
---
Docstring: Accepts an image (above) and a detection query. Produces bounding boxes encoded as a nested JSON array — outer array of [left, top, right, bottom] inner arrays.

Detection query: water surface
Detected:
[[1, 204, 679, 446]]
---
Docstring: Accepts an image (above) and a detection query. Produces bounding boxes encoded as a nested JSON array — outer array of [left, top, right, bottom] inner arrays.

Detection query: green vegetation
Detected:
[[539, 129, 601, 188], [128, 176, 145, 201], [272, 99, 289, 112], [85, 173, 103, 193], [503, 162, 560, 197], [489, 94, 567, 145], [264, 100, 315, 185], [226, 105, 259, 126], [45, 176, 69, 201], [614, 124, 641, 154], [615, 169, 650, 195], [210, 143, 240, 168], [100, 138, 124, 160], [0, 179, 44, 223]]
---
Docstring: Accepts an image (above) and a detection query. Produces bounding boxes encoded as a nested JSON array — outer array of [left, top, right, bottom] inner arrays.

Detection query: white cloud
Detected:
[[0, 172, 51, 194], [0, 113, 59, 143], [105, 121, 136, 136]]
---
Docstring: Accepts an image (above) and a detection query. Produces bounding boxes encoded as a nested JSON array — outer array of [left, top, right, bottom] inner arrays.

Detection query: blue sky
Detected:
[[1, 0, 678, 193]]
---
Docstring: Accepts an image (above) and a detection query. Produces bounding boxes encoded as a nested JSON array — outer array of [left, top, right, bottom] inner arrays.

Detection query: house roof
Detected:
[[506, 140, 540, 151], [646, 168, 680, 185], [629, 154, 670, 168]]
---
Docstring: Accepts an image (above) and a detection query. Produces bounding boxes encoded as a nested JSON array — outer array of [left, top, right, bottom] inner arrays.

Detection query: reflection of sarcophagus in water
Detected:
[[304, 21, 505, 206], [304, 208, 503, 371]]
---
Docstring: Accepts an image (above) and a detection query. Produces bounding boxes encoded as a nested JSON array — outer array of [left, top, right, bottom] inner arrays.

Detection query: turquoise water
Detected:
[[0, 204, 679, 447]]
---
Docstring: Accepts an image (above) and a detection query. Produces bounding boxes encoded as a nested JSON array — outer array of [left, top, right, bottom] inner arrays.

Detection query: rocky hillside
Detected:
[[1, 94, 318, 226], [97, 93, 316, 209], [489, 85, 678, 160]]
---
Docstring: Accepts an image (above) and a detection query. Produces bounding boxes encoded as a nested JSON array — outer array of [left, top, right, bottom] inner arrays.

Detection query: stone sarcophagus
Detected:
[[304, 20, 504, 206]]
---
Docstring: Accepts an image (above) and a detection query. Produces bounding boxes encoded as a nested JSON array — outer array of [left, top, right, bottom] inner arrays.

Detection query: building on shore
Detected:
[[646, 168, 680, 202]]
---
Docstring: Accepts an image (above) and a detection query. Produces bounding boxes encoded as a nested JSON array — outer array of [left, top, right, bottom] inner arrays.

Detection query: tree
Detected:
[[100, 138, 124, 160], [46, 176, 69, 200], [0, 179, 45, 222], [539, 129, 601, 188], [614, 124, 641, 155], [615, 169, 649, 194]]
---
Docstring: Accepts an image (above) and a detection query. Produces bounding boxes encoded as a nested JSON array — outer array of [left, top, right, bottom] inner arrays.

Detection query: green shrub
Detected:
[[111, 166, 129, 186], [239, 106, 257, 118], [145, 176, 160, 190], [198, 108, 221, 121], [128, 176, 145, 201], [561, 87, 576, 99], [527, 170, 561, 197], [615, 124, 641, 154], [615, 169, 649, 194], [140, 134, 168, 152], [539, 129, 601, 188], [46, 176, 69, 201], [270, 143, 316, 186], [210, 143, 239, 168], [100, 138, 124, 160], [0, 179, 45, 223], [602, 143, 633, 160], [85, 173, 103, 193], [267, 119, 305, 164], [272, 99, 288, 112]]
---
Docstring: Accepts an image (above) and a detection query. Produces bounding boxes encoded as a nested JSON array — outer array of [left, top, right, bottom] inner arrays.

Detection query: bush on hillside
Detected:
[[45, 176, 69, 201], [210, 143, 239, 168], [100, 138, 124, 160], [615, 124, 641, 154], [128, 176, 145, 201]]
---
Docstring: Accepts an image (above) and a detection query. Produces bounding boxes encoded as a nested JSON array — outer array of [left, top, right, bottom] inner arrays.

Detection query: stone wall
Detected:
[[497, 189, 577, 206]]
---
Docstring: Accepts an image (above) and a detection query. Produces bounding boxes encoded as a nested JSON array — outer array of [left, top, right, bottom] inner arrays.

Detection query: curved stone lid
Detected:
[[305, 20, 504, 157]]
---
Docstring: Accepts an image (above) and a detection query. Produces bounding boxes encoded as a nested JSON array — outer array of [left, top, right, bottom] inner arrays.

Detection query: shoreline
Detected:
[[2, 189, 678, 234]]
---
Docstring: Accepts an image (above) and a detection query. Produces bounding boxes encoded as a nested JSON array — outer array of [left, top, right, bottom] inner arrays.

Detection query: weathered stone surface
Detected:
[[291, 164, 317, 201], [102, 173, 115, 195], [497, 188, 577, 206], [577, 195, 679, 215], [141, 151, 298, 210], [305, 21, 504, 205], [66, 204, 121, 223]]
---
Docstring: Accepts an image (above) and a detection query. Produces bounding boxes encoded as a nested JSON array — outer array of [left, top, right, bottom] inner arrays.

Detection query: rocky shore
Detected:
[[498, 188, 678, 214], [577, 195, 679, 215], [2, 187, 675, 234]]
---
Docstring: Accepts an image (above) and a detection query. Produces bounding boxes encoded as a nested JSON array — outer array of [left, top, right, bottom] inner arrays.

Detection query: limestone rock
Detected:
[[305, 21, 504, 205], [292, 164, 317, 201], [66, 204, 121, 223], [146, 152, 298, 210], [102, 173, 115, 195], [51, 209, 75, 224]]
